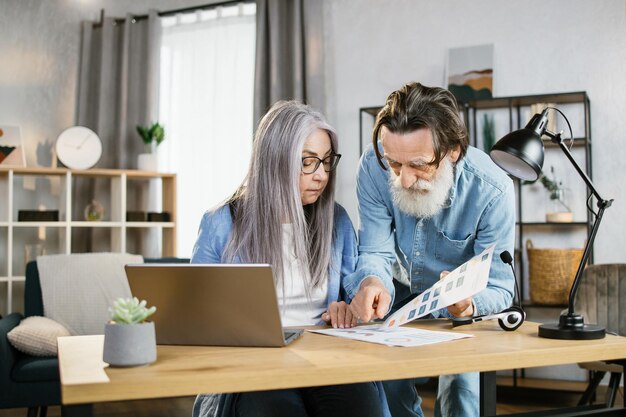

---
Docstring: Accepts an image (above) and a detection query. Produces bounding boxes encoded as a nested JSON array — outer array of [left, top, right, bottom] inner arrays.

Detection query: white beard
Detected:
[[389, 157, 455, 218]]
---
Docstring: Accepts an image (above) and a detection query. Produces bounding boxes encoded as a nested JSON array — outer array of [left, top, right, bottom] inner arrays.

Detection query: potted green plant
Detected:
[[136, 122, 165, 171], [103, 297, 157, 367]]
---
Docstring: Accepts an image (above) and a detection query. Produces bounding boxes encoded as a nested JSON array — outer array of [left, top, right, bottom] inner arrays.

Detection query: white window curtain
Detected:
[[159, 3, 256, 257]]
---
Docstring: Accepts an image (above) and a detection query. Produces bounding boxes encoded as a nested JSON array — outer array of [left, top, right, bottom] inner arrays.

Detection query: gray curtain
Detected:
[[74, 11, 161, 252], [77, 10, 161, 168], [253, 0, 325, 123]]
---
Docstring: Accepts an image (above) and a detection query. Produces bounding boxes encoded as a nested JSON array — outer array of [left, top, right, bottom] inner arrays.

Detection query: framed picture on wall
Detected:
[[446, 44, 494, 102], [0, 125, 26, 167]]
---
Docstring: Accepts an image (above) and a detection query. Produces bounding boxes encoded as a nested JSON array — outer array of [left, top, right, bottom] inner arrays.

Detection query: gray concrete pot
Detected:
[[103, 322, 157, 367]]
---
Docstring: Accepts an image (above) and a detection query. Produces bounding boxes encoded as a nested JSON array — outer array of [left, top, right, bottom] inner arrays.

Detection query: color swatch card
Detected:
[[380, 245, 495, 329]]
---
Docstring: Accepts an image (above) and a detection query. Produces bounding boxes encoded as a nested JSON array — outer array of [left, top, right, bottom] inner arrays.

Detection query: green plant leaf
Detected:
[[136, 125, 152, 145], [153, 124, 165, 145]]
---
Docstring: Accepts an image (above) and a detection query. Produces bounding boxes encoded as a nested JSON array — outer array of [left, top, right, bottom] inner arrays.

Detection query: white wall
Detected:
[[324, 0, 626, 266]]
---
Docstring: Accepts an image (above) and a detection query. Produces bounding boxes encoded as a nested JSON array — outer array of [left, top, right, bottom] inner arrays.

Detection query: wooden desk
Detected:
[[58, 320, 626, 416]]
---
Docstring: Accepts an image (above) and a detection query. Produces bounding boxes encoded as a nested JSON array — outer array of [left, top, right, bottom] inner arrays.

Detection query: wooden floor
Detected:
[[1, 383, 623, 417]]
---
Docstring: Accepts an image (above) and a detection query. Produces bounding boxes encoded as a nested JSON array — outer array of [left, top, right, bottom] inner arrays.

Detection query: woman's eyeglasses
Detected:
[[301, 154, 342, 174]]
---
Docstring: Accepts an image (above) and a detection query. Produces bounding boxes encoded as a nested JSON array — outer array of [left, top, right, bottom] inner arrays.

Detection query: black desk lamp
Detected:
[[489, 108, 613, 340]]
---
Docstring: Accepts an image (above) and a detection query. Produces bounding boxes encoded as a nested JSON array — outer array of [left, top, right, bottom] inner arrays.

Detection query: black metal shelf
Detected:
[[460, 91, 593, 303], [361, 106, 382, 117], [461, 91, 588, 110], [544, 137, 588, 148]]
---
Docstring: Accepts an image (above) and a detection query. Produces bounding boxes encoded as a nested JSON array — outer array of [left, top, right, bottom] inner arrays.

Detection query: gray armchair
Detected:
[[575, 264, 626, 407]]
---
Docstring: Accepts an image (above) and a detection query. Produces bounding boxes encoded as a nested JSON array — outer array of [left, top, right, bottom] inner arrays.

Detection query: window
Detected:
[[159, 3, 256, 257]]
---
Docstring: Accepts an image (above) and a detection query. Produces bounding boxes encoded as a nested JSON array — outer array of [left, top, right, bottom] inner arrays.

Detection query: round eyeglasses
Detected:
[[301, 154, 342, 174]]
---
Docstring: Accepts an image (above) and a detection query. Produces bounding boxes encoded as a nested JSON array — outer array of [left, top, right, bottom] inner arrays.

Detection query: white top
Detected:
[[275, 224, 328, 327]]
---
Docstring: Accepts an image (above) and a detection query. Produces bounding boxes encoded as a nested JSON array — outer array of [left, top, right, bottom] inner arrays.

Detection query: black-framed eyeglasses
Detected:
[[301, 154, 342, 174]]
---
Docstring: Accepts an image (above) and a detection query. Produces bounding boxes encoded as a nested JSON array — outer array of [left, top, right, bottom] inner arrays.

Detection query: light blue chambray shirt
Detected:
[[190, 203, 358, 314], [343, 144, 516, 318]]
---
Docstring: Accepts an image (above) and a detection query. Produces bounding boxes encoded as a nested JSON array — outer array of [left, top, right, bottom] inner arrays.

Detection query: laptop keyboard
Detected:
[[283, 329, 304, 345]]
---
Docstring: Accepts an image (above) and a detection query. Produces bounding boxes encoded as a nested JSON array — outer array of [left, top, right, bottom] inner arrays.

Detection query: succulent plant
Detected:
[[109, 297, 156, 325]]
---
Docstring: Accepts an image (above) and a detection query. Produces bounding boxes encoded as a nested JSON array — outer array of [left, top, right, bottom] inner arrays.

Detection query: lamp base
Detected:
[[538, 313, 605, 340]]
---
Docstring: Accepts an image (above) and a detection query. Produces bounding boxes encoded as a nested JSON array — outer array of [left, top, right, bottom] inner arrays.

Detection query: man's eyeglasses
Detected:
[[301, 154, 342, 174], [384, 156, 438, 174]]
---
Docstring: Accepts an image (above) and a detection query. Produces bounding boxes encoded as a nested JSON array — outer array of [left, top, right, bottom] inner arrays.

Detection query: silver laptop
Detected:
[[124, 264, 303, 347]]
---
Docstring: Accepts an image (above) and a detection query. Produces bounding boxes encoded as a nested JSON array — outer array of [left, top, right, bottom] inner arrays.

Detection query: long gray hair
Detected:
[[224, 101, 339, 293]]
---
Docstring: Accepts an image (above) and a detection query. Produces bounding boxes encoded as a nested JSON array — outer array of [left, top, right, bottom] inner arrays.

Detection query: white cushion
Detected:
[[7, 316, 70, 357], [36, 253, 143, 335]]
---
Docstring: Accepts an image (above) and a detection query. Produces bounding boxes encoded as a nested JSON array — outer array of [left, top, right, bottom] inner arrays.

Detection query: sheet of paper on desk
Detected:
[[381, 244, 495, 329], [309, 325, 473, 347]]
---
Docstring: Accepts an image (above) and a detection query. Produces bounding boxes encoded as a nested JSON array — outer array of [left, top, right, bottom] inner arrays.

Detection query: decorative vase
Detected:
[[84, 199, 105, 221], [545, 187, 573, 223], [103, 322, 157, 367], [137, 153, 157, 172]]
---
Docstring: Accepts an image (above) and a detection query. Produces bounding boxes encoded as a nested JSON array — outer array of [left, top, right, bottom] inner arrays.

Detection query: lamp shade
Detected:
[[489, 129, 545, 181], [489, 110, 550, 181]]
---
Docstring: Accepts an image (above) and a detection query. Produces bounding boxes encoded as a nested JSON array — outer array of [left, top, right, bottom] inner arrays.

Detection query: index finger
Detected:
[[349, 292, 376, 322], [374, 291, 391, 319]]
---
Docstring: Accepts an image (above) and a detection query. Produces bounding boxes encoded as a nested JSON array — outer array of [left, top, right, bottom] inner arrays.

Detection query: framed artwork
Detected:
[[446, 44, 494, 102], [0, 125, 26, 167]]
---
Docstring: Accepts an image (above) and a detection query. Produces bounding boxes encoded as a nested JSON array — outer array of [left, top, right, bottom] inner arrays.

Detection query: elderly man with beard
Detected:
[[344, 82, 516, 417]]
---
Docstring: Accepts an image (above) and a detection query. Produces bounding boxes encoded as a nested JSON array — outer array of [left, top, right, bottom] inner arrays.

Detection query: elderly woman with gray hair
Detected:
[[191, 100, 390, 417]]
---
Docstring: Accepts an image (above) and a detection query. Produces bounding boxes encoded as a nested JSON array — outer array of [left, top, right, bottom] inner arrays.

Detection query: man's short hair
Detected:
[[372, 82, 469, 169]]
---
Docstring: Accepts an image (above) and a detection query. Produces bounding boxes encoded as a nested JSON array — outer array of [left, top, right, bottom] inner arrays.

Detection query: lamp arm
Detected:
[[567, 204, 606, 315], [542, 132, 614, 315], [546, 131, 606, 202]]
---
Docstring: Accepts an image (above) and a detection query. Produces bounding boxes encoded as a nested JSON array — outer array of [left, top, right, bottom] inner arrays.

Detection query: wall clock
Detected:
[[56, 126, 102, 170]]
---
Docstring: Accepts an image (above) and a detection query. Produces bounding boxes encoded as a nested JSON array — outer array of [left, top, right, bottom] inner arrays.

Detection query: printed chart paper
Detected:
[[309, 325, 473, 347], [381, 245, 495, 329]]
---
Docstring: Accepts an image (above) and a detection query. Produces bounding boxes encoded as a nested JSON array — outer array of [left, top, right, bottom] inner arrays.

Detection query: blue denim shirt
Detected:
[[191, 202, 358, 316], [344, 145, 515, 318]]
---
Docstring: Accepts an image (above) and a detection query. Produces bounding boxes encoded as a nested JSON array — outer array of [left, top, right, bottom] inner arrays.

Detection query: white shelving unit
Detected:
[[0, 167, 176, 315]]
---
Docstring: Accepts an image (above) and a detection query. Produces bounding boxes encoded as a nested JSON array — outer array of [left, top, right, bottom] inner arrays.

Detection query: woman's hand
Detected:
[[321, 301, 358, 329]]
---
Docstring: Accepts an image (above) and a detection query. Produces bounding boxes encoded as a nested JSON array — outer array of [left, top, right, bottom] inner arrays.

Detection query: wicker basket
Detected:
[[526, 240, 584, 305]]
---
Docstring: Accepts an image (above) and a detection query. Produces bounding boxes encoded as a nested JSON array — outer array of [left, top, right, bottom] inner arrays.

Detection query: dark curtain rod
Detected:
[[96, 0, 254, 26]]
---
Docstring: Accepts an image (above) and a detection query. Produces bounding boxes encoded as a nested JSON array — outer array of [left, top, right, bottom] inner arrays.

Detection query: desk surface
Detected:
[[58, 320, 626, 405]]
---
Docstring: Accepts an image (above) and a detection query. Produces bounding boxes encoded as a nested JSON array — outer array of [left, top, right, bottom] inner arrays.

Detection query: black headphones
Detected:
[[451, 251, 525, 332]]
